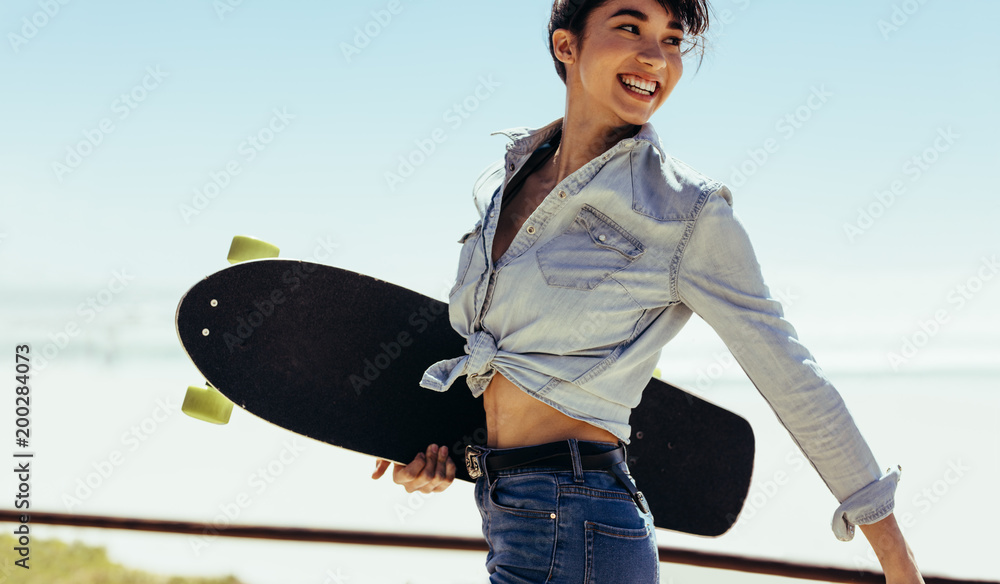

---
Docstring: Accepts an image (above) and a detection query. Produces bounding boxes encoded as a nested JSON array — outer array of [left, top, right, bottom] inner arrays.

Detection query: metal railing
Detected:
[[1, 510, 992, 584]]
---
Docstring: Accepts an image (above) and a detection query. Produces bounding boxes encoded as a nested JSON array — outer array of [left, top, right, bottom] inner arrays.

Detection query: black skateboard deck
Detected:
[[176, 259, 754, 536]]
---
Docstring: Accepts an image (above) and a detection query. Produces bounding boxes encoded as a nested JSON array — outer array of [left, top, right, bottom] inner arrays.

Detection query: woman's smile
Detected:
[[618, 73, 660, 101], [559, 0, 685, 126]]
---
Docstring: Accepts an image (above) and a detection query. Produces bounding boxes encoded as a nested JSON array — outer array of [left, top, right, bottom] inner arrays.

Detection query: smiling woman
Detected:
[[547, 0, 709, 84], [370, 1, 926, 582]]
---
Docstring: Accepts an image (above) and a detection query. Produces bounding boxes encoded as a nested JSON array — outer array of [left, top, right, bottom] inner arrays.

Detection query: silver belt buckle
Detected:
[[465, 445, 486, 479]]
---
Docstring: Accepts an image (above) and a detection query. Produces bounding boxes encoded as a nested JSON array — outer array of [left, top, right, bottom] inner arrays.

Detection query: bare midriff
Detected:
[[482, 137, 619, 450], [483, 371, 619, 448]]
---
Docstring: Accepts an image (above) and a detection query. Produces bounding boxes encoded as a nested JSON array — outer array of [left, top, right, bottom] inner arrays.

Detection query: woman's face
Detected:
[[560, 0, 685, 126]]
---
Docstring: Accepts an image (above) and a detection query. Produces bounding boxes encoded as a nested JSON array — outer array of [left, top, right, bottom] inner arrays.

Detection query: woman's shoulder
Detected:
[[628, 141, 732, 222]]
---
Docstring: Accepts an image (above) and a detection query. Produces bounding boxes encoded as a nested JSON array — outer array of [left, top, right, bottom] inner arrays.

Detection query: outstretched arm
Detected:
[[676, 186, 922, 581]]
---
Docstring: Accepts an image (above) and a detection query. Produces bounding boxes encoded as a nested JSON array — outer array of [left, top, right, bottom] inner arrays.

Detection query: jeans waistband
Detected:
[[465, 439, 650, 514]]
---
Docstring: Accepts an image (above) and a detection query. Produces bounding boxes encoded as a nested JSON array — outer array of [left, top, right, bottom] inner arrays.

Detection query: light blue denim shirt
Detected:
[[420, 117, 899, 540]]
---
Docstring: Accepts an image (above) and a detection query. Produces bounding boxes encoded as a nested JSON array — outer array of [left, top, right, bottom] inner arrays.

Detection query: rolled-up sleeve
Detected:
[[676, 185, 899, 541]]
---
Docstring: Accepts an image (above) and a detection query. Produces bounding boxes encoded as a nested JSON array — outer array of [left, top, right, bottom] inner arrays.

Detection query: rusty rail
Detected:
[[2, 510, 991, 584]]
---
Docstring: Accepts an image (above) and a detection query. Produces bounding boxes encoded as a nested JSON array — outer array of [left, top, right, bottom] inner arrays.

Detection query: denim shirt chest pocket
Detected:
[[535, 205, 645, 290], [449, 219, 483, 296]]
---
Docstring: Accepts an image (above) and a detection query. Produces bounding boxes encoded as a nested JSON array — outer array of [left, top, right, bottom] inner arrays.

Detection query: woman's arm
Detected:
[[859, 513, 924, 584], [674, 185, 916, 563]]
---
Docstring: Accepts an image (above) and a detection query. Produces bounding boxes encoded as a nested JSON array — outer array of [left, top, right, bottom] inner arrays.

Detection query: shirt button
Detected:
[[598, 234, 607, 242], [489, 212, 495, 218], [526, 226, 536, 234], [508, 163, 515, 171], [558, 191, 566, 199]]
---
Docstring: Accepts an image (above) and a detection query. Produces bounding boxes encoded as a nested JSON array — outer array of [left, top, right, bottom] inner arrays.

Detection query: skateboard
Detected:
[[176, 236, 755, 536]]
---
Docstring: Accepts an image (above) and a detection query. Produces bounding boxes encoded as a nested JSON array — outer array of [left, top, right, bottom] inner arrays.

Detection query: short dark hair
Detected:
[[547, 0, 712, 84]]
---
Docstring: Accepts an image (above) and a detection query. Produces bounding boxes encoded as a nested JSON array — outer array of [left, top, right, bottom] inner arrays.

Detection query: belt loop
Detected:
[[482, 448, 494, 486], [568, 439, 585, 483]]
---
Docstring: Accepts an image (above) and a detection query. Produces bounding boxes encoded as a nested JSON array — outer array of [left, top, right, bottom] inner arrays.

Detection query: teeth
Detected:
[[619, 74, 656, 95]]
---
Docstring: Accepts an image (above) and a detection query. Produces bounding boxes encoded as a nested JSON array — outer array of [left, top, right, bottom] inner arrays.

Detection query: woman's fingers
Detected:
[[420, 444, 441, 482], [431, 450, 457, 493], [389, 445, 456, 493], [371, 458, 391, 480], [435, 443, 453, 480], [393, 451, 426, 488], [372, 445, 456, 495], [407, 444, 441, 493]]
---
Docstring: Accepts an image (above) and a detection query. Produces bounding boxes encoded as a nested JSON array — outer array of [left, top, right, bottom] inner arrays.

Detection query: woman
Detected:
[[373, 1, 925, 582]]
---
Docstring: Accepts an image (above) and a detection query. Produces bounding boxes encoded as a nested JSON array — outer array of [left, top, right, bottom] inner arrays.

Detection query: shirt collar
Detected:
[[490, 117, 668, 160]]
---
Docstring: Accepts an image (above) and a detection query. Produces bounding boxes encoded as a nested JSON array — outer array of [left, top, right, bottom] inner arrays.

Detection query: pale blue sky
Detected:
[[1, 0, 998, 294]]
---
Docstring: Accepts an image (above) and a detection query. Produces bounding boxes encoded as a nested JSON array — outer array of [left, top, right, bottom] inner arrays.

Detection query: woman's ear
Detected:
[[552, 28, 577, 68]]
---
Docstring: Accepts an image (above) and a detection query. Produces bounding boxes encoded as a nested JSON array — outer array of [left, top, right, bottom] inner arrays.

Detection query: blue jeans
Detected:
[[474, 440, 659, 583]]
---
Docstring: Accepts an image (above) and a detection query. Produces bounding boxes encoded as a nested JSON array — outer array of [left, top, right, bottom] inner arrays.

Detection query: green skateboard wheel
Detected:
[[227, 235, 279, 264], [182, 384, 234, 424]]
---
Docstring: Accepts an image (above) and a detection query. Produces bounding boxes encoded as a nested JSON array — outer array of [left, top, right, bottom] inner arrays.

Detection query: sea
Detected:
[[2, 270, 997, 584]]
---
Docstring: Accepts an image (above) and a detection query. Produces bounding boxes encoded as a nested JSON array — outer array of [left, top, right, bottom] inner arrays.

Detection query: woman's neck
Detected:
[[550, 110, 640, 185]]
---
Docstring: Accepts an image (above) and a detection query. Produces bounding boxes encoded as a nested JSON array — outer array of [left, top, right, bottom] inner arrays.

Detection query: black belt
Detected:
[[465, 440, 649, 514]]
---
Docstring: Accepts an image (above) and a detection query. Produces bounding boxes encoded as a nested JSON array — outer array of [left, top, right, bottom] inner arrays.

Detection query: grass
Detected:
[[0, 534, 245, 584]]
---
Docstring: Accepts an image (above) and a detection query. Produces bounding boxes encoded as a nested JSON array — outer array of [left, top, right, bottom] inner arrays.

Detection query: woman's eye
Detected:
[[619, 24, 683, 47]]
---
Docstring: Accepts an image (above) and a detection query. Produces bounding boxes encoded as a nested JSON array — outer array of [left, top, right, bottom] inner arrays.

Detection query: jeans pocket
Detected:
[[584, 520, 658, 584], [488, 472, 559, 518], [485, 473, 558, 581], [535, 205, 644, 290]]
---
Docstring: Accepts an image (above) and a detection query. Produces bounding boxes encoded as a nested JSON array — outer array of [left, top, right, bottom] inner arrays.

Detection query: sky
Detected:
[[0, 0, 998, 582], [1, 0, 998, 293]]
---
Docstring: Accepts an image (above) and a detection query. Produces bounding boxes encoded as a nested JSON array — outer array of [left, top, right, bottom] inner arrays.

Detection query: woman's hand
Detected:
[[858, 513, 925, 584], [371, 444, 456, 493]]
